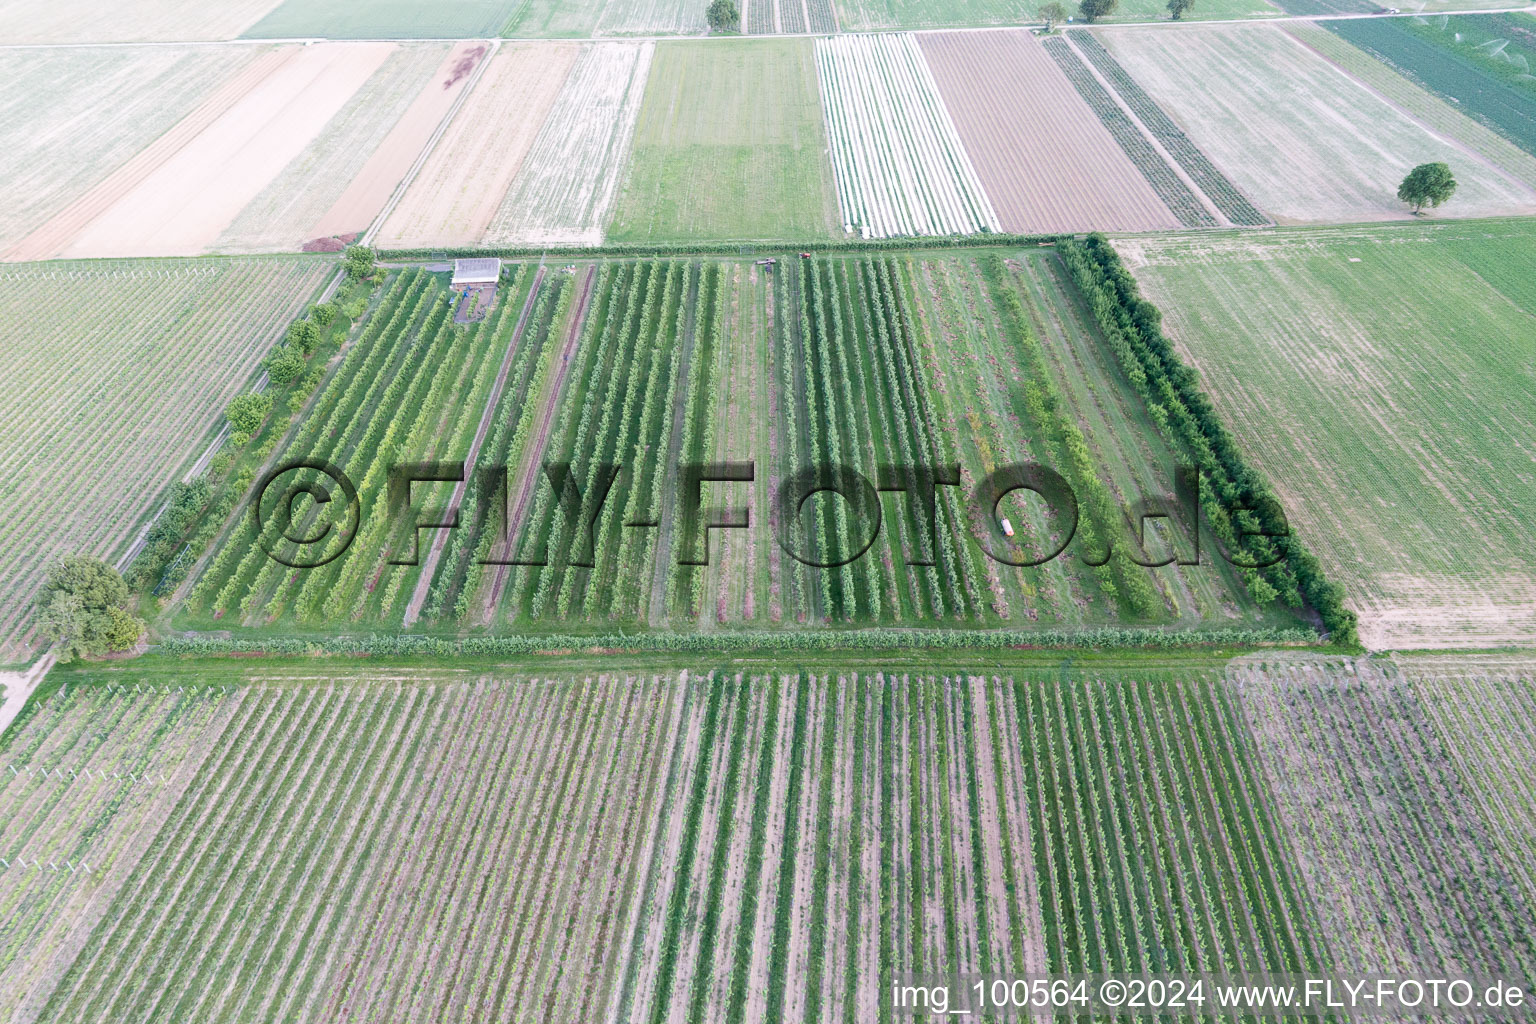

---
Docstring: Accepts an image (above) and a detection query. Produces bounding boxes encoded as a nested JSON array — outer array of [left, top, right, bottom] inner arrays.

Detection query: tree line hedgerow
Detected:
[[1056, 235, 1358, 645], [157, 625, 1317, 658]]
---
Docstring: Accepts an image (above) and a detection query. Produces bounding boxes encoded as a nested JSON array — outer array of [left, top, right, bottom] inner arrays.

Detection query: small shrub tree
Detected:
[[343, 244, 375, 280], [1039, 2, 1069, 29], [1167, 0, 1194, 17], [263, 345, 305, 385], [1398, 162, 1457, 213], [225, 392, 273, 434], [309, 302, 337, 327], [1079, 0, 1118, 20], [286, 319, 321, 356], [706, 0, 740, 31], [36, 557, 142, 661]]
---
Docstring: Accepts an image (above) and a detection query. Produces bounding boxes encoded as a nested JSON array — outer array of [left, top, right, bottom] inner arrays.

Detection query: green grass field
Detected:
[[242, 0, 520, 38], [1118, 220, 1536, 649], [607, 40, 840, 243]]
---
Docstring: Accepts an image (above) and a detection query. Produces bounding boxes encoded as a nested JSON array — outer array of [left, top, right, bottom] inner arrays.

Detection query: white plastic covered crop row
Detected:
[[815, 33, 999, 239]]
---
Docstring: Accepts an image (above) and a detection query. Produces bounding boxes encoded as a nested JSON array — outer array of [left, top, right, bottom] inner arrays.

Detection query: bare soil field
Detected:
[[213, 43, 452, 253], [54, 44, 393, 259], [0, 0, 280, 43], [919, 29, 1179, 233], [309, 41, 490, 242], [376, 42, 581, 250], [1097, 22, 1536, 223], [0, 47, 266, 257]]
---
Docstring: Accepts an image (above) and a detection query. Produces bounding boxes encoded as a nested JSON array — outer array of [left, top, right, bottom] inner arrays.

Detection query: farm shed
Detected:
[[451, 258, 501, 288]]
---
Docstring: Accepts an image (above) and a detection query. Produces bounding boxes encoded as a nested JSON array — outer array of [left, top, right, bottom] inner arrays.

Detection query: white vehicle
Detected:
[[1000, 517, 1015, 538]]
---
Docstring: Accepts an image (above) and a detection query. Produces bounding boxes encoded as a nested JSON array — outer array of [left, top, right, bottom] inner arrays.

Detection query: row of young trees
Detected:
[[1057, 235, 1357, 644]]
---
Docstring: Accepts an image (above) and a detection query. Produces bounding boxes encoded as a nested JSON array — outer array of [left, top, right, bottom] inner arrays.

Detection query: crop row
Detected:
[[0, 258, 328, 655], [180, 267, 534, 629], [1235, 660, 1536, 984], [806, 0, 837, 34], [0, 686, 243, 1022], [1070, 32, 1268, 226], [1041, 37, 1215, 228]]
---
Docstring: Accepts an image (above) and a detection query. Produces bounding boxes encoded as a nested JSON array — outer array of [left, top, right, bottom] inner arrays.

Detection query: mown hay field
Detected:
[[1096, 22, 1536, 224], [1117, 221, 1536, 649], [608, 39, 841, 244], [0, 258, 331, 661], [484, 42, 654, 246], [165, 248, 1304, 641], [5, 655, 1532, 1022]]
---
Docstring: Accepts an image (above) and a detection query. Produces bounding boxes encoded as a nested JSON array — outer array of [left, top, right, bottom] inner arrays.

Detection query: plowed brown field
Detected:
[[918, 30, 1178, 233]]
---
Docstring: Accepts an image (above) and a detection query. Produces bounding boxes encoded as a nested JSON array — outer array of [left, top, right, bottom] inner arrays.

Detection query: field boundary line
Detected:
[[403, 264, 547, 626], [3, 12, 1536, 49], [1278, 22, 1536, 201], [360, 39, 502, 247], [1060, 32, 1231, 227]]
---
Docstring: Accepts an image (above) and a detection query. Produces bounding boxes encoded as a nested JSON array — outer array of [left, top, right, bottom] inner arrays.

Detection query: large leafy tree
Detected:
[[1039, 2, 1069, 29], [706, 0, 740, 31], [36, 557, 143, 661], [1398, 162, 1457, 213], [1079, 0, 1119, 22], [1168, 0, 1194, 18]]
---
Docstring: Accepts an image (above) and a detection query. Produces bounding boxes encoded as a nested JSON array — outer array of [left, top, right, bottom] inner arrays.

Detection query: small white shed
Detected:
[[451, 258, 501, 288]]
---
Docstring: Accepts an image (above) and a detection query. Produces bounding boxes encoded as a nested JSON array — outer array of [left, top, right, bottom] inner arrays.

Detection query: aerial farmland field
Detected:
[[1327, 14, 1536, 157], [1096, 22, 1536, 224], [0, 47, 267, 258], [815, 34, 998, 238], [0, 257, 331, 660], [214, 43, 456, 253], [164, 248, 1309, 642], [608, 39, 841, 243], [375, 42, 581, 249], [1117, 221, 1536, 648], [0, 0, 281, 43], [918, 30, 1182, 234], [241, 0, 524, 39], [1282, 20, 1536, 187], [13, 44, 404, 261], [484, 42, 654, 246], [5, 3, 1536, 1022], [9, 654, 1534, 1022]]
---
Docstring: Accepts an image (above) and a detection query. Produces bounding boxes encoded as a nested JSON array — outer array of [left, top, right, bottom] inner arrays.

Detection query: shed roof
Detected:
[[452, 258, 501, 282]]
